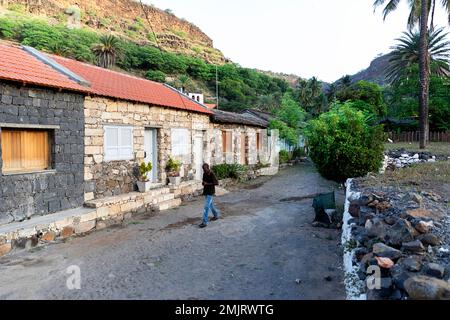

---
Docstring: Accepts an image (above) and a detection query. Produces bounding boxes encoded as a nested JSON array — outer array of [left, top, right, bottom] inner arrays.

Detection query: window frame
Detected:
[[222, 130, 232, 154], [104, 125, 134, 162], [1, 128, 53, 174], [257, 132, 262, 151], [171, 128, 190, 156]]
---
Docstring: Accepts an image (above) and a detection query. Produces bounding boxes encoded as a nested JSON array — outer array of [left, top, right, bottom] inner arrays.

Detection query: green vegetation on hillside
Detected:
[[0, 14, 289, 112]]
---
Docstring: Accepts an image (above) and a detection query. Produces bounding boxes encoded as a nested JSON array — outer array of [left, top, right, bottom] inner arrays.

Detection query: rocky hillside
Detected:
[[0, 0, 226, 64], [348, 54, 391, 86]]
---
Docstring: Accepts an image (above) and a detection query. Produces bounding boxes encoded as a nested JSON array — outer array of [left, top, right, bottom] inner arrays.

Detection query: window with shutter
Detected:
[[257, 132, 262, 151], [104, 126, 133, 161], [221, 130, 233, 154], [1, 129, 52, 173], [171, 128, 189, 156]]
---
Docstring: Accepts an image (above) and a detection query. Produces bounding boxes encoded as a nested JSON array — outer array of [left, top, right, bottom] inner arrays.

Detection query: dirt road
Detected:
[[0, 164, 346, 300]]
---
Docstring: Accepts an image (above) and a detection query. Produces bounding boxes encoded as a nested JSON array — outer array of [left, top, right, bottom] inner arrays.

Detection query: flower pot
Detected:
[[137, 180, 152, 193], [168, 176, 181, 186]]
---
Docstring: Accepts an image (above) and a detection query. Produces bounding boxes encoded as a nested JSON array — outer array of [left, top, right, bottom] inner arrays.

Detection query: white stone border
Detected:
[[341, 178, 366, 300]]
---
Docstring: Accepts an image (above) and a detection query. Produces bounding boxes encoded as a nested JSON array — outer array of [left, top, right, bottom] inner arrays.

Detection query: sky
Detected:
[[146, 0, 449, 83]]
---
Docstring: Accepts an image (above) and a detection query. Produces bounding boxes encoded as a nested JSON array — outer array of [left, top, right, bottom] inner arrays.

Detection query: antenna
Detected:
[[139, 0, 162, 51]]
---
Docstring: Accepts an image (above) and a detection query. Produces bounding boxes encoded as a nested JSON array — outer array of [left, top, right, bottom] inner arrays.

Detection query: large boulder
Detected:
[[425, 263, 446, 279], [366, 218, 388, 240], [372, 243, 402, 260], [418, 234, 442, 247], [400, 256, 423, 272], [385, 219, 417, 247], [402, 240, 425, 254], [404, 276, 450, 300]]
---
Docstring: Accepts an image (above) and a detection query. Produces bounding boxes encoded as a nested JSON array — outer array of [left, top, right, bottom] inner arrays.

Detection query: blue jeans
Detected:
[[203, 195, 219, 224]]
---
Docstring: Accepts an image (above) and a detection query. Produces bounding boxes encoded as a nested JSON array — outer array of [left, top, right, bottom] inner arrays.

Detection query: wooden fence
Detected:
[[388, 131, 450, 143]]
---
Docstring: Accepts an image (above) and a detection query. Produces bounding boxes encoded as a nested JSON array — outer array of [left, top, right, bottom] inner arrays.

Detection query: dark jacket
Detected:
[[203, 171, 219, 196]]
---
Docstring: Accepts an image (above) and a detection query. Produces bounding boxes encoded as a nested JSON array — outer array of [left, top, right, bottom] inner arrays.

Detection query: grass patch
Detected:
[[359, 160, 450, 188], [385, 142, 450, 157]]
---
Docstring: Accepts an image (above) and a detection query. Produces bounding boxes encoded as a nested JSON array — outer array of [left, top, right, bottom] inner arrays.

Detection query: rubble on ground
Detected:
[[344, 180, 450, 300], [385, 148, 448, 169]]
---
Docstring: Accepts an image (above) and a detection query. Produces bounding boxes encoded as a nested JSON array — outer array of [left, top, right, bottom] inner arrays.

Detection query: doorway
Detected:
[[240, 133, 247, 165], [193, 132, 204, 181], [144, 128, 158, 182]]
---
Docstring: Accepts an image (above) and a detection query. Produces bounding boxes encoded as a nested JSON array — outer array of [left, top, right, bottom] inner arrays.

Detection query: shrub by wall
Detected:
[[212, 163, 248, 181], [279, 150, 291, 164], [305, 103, 385, 182]]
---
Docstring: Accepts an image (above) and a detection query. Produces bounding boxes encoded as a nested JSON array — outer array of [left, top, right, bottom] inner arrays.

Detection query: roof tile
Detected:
[[0, 42, 88, 93], [50, 55, 212, 115]]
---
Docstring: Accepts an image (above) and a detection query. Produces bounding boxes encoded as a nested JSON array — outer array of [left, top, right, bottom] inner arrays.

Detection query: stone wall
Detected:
[[83, 96, 210, 200], [0, 82, 85, 226], [209, 123, 268, 166]]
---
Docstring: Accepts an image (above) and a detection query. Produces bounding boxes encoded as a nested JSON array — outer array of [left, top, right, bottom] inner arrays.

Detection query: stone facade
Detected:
[[83, 96, 210, 200], [0, 83, 85, 225], [208, 123, 269, 166]]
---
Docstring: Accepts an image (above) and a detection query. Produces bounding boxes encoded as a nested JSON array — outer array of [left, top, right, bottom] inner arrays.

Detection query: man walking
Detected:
[[199, 163, 219, 228]]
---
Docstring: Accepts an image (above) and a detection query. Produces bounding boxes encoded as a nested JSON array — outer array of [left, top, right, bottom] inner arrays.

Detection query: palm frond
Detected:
[[386, 27, 450, 83]]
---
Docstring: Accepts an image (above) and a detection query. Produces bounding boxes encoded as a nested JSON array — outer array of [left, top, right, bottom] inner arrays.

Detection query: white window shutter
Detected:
[[171, 128, 189, 156], [104, 126, 133, 161]]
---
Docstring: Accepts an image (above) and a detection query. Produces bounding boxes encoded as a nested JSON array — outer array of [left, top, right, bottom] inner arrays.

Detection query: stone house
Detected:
[[0, 42, 88, 225], [209, 110, 271, 166], [0, 42, 279, 230], [49, 55, 278, 203], [49, 54, 214, 201]]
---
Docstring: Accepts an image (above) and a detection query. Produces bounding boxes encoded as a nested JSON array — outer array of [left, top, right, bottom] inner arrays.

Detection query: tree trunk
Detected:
[[418, 0, 430, 149]]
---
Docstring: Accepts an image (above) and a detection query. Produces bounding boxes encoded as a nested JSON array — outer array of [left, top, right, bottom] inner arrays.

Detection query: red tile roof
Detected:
[[50, 55, 212, 115], [0, 42, 88, 93]]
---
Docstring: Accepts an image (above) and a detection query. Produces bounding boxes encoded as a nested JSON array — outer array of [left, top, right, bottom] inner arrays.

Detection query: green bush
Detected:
[[145, 70, 166, 83], [211, 164, 229, 180], [228, 164, 248, 180], [212, 163, 248, 181], [279, 150, 291, 164], [305, 103, 385, 182]]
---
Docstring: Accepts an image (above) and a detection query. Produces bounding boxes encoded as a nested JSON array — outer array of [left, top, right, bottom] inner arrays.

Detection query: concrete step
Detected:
[[144, 191, 175, 205], [147, 186, 171, 197], [152, 198, 182, 212]]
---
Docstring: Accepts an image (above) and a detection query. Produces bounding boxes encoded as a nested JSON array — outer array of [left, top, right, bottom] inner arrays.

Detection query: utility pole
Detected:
[[216, 64, 219, 110]]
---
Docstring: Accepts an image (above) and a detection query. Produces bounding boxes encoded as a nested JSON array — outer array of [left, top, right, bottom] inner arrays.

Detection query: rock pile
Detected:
[[386, 149, 438, 169], [346, 187, 450, 300]]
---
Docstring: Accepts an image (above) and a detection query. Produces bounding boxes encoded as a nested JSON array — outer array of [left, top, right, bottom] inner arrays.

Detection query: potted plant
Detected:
[[166, 156, 182, 185], [136, 161, 153, 192]]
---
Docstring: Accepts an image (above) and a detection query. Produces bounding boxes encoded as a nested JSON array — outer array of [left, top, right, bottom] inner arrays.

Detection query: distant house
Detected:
[[210, 110, 273, 166], [241, 109, 305, 152]]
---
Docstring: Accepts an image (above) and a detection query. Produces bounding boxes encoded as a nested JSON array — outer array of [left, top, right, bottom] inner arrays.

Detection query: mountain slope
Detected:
[[348, 54, 390, 85], [1, 0, 226, 64]]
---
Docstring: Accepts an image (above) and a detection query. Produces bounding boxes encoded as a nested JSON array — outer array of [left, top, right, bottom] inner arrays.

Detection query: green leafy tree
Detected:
[[295, 77, 325, 116], [336, 81, 387, 117], [385, 64, 450, 130], [305, 103, 385, 182], [277, 93, 306, 128], [145, 70, 166, 83], [374, 0, 450, 148]]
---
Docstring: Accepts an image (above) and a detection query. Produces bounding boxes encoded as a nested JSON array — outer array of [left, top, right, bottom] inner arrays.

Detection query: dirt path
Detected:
[[0, 163, 346, 300]]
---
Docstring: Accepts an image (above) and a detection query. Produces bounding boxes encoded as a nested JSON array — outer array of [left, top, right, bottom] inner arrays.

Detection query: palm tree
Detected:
[[92, 35, 120, 69], [374, 0, 450, 148], [386, 27, 450, 83]]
